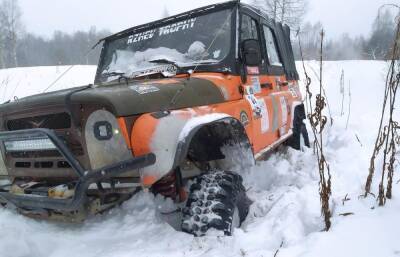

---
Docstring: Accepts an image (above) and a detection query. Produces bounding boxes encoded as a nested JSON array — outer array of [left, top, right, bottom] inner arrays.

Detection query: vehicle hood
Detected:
[[0, 77, 226, 117]]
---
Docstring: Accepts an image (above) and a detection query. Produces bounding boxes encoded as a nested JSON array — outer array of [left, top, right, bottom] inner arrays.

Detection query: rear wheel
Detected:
[[299, 123, 310, 150], [181, 170, 251, 236], [287, 106, 310, 151]]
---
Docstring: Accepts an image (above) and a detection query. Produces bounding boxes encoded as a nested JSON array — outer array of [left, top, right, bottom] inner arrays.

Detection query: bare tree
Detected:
[[293, 21, 322, 60], [364, 11, 400, 204], [17, 28, 110, 67], [252, 0, 308, 29], [0, 0, 23, 68], [365, 9, 395, 60], [0, 30, 4, 68]]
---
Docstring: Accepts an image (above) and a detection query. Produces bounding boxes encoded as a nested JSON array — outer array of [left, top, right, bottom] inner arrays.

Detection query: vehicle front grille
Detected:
[[10, 144, 84, 158], [3, 111, 88, 176], [7, 112, 71, 131]]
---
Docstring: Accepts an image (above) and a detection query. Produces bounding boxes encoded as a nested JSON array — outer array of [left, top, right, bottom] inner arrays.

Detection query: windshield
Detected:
[[97, 8, 233, 83]]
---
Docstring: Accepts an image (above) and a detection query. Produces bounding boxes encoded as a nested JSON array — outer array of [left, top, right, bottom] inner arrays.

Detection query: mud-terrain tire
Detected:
[[181, 170, 251, 236]]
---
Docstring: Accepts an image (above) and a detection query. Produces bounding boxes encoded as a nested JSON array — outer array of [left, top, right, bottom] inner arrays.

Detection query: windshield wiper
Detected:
[[149, 58, 182, 69], [149, 58, 196, 77], [190, 60, 219, 65], [101, 71, 131, 84], [149, 59, 217, 69], [101, 71, 125, 78]]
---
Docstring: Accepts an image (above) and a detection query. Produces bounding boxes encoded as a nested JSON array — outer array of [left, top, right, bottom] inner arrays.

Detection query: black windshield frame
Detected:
[[94, 3, 239, 84]]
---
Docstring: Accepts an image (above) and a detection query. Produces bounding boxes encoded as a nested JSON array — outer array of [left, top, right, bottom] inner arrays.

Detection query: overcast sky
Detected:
[[19, 0, 390, 39]]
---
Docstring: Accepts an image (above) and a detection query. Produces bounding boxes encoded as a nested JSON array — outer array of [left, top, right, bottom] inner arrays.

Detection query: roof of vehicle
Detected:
[[98, 1, 299, 81], [103, 1, 277, 42]]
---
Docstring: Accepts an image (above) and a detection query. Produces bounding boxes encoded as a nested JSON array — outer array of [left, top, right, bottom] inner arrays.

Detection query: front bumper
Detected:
[[0, 128, 156, 211]]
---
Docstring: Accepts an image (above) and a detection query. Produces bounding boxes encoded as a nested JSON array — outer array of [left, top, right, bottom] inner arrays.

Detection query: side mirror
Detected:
[[241, 39, 262, 66]]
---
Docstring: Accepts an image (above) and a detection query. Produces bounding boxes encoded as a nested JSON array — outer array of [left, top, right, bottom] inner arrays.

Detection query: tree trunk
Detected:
[[0, 44, 4, 69], [11, 33, 17, 67]]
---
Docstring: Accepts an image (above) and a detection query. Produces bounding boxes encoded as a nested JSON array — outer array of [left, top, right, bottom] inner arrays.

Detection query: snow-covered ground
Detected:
[[0, 61, 399, 257], [0, 65, 97, 103]]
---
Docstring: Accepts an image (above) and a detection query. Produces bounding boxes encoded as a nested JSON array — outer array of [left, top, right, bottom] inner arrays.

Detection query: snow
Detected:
[[178, 113, 230, 141], [186, 41, 207, 59], [105, 43, 220, 80], [107, 47, 187, 75], [0, 61, 399, 257], [0, 65, 97, 103]]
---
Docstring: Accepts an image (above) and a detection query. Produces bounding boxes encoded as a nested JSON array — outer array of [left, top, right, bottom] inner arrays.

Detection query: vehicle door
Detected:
[[261, 22, 294, 140], [239, 12, 288, 155], [239, 12, 266, 154]]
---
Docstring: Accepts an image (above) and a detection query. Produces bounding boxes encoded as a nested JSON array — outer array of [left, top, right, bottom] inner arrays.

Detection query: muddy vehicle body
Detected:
[[0, 1, 308, 235]]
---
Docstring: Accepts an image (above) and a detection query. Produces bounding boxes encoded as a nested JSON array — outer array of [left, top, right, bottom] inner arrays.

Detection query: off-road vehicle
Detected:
[[0, 1, 308, 236]]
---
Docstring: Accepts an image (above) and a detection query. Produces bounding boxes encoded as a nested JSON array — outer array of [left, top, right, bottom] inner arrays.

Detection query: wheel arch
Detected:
[[172, 116, 254, 172], [132, 112, 254, 186]]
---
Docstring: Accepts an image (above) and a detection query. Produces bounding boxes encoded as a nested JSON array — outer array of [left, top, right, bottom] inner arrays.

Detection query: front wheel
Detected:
[[181, 170, 251, 236]]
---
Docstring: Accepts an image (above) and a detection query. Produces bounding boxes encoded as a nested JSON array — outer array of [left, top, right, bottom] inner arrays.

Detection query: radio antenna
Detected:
[[42, 39, 104, 93]]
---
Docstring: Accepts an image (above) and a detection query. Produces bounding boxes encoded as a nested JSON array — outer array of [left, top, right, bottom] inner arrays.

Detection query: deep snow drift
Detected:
[[0, 61, 399, 257]]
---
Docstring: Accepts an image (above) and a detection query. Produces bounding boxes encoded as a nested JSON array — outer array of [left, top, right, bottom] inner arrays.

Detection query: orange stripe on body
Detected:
[[130, 114, 159, 156], [142, 175, 158, 187], [117, 118, 132, 149]]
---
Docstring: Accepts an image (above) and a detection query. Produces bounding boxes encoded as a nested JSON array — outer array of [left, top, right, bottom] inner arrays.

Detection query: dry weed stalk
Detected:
[[364, 16, 400, 205], [298, 30, 332, 230], [340, 70, 345, 116], [345, 80, 352, 130]]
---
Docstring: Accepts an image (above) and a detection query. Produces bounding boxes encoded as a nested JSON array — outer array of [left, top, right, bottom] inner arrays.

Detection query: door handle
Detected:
[[279, 81, 289, 87], [261, 83, 273, 89]]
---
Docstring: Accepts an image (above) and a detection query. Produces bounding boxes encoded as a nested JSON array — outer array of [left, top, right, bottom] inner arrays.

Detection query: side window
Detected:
[[263, 26, 282, 66], [241, 15, 258, 41]]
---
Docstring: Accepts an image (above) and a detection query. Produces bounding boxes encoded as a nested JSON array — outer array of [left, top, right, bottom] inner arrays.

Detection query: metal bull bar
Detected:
[[0, 128, 156, 211]]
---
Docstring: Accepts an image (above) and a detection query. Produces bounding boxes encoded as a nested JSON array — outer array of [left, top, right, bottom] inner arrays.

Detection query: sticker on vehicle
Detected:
[[258, 99, 269, 133], [250, 76, 261, 94], [246, 66, 259, 75], [280, 96, 288, 124], [127, 18, 197, 45], [271, 96, 279, 131], [159, 18, 197, 36], [240, 111, 249, 126], [245, 95, 262, 118], [127, 29, 156, 44], [130, 85, 160, 95], [245, 86, 255, 95]]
